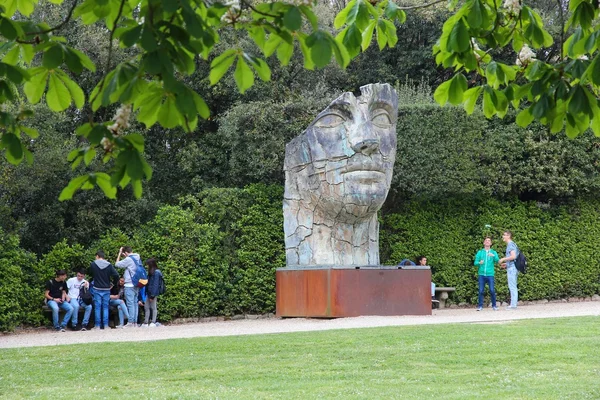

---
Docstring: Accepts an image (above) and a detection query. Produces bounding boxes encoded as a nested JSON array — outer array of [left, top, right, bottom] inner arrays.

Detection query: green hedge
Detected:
[[5, 184, 600, 331], [381, 198, 600, 305]]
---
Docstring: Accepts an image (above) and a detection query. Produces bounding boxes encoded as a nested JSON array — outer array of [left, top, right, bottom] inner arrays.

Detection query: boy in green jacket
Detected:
[[473, 237, 500, 311]]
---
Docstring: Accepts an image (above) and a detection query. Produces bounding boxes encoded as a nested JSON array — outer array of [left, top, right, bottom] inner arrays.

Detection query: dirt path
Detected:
[[1, 301, 598, 349]]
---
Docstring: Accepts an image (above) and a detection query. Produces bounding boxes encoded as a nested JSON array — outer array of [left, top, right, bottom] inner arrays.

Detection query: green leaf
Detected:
[[299, 5, 318, 30], [448, 74, 467, 105], [192, 92, 210, 119], [3, 46, 19, 65], [42, 45, 64, 69], [482, 86, 496, 118], [2, 132, 23, 165], [283, 6, 302, 31], [0, 18, 19, 40], [516, 108, 535, 127], [376, 20, 387, 51], [307, 31, 332, 68], [339, 24, 362, 58], [88, 125, 109, 146], [467, 0, 483, 28], [135, 88, 163, 128], [434, 79, 451, 106], [120, 24, 143, 47], [361, 20, 376, 51], [95, 173, 117, 199], [67, 47, 95, 72], [245, 55, 271, 81], [124, 133, 145, 152], [331, 37, 350, 68], [568, 85, 591, 116], [234, 56, 254, 94], [382, 20, 398, 48], [56, 71, 85, 109], [448, 19, 470, 53], [140, 25, 157, 52], [585, 55, 600, 86], [276, 41, 294, 66], [157, 96, 182, 128], [334, 0, 357, 29], [59, 175, 89, 201], [209, 49, 236, 85], [84, 148, 96, 166], [463, 86, 482, 114], [46, 72, 71, 111], [131, 179, 142, 198], [248, 27, 266, 51]]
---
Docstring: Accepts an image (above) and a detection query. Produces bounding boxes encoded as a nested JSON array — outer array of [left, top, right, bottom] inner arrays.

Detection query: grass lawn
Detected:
[[1, 316, 599, 399]]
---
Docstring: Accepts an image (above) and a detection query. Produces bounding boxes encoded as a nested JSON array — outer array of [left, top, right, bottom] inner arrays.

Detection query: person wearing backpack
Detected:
[[142, 258, 164, 328], [90, 250, 120, 329], [66, 269, 93, 331], [115, 246, 144, 327], [499, 231, 519, 310]]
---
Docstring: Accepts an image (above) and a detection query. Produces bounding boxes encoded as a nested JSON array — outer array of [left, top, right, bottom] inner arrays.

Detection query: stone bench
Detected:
[[434, 287, 456, 309], [42, 304, 120, 329]]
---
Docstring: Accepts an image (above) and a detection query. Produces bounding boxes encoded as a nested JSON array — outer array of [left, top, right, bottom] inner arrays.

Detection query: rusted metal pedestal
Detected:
[[276, 266, 432, 317]]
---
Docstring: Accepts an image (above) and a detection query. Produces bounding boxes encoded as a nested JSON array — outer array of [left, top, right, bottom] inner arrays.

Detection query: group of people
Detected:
[[474, 230, 520, 310], [399, 230, 521, 310], [44, 246, 165, 331]]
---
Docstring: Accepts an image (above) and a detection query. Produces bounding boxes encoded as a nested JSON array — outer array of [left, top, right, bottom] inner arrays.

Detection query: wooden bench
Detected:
[[42, 304, 120, 329], [434, 287, 456, 309]]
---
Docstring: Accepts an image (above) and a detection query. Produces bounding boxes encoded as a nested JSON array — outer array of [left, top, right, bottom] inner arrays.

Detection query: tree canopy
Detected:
[[0, 0, 598, 199]]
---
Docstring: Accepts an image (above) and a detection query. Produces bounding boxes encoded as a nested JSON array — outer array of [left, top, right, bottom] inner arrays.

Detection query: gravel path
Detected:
[[1, 301, 598, 349]]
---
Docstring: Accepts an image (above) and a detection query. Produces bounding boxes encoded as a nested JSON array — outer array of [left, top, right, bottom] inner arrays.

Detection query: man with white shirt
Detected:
[[499, 231, 519, 310], [66, 269, 93, 330]]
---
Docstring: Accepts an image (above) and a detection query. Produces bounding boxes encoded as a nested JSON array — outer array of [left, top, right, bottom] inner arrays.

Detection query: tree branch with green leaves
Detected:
[[0, 0, 598, 200]]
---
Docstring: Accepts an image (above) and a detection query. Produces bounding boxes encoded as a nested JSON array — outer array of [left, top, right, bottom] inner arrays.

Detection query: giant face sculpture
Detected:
[[284, 83, 398, 266]]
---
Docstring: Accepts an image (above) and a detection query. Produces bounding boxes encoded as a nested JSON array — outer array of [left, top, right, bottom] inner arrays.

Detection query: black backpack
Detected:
[[158, 274, 166, 295], [79, 284, 93, 305], [515, 248, 527, 274]]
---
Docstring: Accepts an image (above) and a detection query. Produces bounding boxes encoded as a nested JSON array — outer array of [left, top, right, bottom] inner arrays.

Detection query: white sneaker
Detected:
[[115, 325, 124, 329], [149, 323, 156, 328], [141, 323, 149, 328], [122, 323, 132, 328]]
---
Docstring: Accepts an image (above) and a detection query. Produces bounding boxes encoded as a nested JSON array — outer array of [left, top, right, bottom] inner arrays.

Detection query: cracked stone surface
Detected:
[[283, 83, 398, 267]]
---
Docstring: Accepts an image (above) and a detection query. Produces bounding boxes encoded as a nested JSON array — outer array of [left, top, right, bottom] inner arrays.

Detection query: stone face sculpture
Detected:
[[283, 83, 398, 266]]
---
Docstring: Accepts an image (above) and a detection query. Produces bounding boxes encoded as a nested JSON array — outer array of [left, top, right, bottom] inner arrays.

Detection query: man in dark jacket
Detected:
[[90, 250, 119, 330]]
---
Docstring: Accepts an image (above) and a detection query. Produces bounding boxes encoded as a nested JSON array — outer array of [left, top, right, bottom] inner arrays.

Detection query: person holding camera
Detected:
[[473, 237, 500, 311]]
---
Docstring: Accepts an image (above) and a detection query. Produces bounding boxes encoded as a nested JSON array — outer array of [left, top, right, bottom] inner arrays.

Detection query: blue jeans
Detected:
[[47, 300, 73, 329], [70, 298, 92, 326], [507, 267, 519, 307], [478, 275, 496, 308], [93, 290, 111, 328], [109, 299, 129, 326], [124, 286, 139, 325]]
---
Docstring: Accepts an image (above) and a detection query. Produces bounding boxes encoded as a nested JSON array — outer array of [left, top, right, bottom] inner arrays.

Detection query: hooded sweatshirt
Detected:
[[90, 259, 119, 291], [115, 253, 142, 287]]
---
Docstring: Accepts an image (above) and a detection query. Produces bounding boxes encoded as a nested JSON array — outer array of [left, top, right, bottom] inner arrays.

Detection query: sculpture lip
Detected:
[[344, 163, 385, 174]]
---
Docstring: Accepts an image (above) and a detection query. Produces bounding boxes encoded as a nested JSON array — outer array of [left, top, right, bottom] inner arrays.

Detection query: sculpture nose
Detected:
[[352, 139, 379, 156]]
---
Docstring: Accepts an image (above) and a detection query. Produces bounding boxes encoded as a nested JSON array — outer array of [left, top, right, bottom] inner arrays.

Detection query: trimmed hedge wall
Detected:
[[3, 184, 600, 331], [381, 198, 600, 305]]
